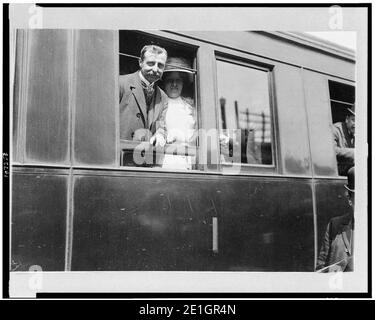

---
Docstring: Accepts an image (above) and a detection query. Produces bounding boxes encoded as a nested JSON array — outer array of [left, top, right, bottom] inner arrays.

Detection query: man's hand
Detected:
[[328, 264, 343, 273], [219, 133, 230, 147], [150, 133, 166, 148], [166, 132, 177, 144]]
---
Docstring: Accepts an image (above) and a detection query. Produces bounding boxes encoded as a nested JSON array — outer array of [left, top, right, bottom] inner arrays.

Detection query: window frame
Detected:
[[325, 76, 356, 124], [214, 53, 278, 175], [328, 79, 355, 123], [117, 30, 202, 172]]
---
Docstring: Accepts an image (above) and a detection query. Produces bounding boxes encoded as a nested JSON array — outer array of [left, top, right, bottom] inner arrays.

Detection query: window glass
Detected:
[[216, 59, 274, 167], [329, 81, 355, 123], [25, 30, 70, 164], [74, 30, 117, 166], [329, 81, 355, 104], [119, 31, 198, 170], [328, 80, 355, 176]]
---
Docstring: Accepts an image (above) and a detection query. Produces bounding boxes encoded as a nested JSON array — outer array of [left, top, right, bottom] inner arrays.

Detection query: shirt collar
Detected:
[[139, 71, 155, 87]]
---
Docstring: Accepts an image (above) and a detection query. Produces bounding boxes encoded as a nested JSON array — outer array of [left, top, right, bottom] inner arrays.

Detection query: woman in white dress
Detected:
[[161, 57, 196, 170]]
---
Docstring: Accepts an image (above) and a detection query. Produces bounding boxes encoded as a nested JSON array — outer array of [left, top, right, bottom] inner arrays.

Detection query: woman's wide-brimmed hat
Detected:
[[163, 57, 195, 83], [346, 105, 355, 116]]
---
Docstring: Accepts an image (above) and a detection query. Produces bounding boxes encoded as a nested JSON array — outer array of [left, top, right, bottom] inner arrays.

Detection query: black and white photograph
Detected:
[[2, 3, 370, 299]]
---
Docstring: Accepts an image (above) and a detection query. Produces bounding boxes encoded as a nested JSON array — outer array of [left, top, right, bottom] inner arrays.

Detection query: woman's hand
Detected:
[[150, 133, 166, 148]]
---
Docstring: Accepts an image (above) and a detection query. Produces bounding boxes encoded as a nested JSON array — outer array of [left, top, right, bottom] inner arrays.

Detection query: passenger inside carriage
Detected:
[[332, 106, 355, 176], [328, 80, 355, 176], [119, 44, 169, 148], [316, 167, 355, 272], [159, 57, 197, 170]]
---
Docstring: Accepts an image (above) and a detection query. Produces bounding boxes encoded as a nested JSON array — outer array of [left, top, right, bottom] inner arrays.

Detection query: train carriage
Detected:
[[10, 29, 355, 272]]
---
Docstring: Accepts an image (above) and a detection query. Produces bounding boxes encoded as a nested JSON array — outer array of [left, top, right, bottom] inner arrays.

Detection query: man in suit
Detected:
[[119, 45, 169, 148], [316, 167, 355, 272], [332, 106, 355, 175]]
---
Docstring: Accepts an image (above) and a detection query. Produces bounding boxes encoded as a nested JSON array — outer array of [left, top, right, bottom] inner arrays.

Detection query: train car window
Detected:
[[329, 81, 355, 123], [24, 30, 71, 164], [74, 30, 118, 167], [216, 59, 274, 168], [328, 80, 355, 176], [119, 31, 198, 170]]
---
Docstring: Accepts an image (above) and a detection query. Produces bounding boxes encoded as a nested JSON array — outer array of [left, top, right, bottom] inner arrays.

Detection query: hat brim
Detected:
[[344, 184, 355, 192], [163, 69, 194, 83], [347, 107, 355, 116], [164, 68, 194, 74]]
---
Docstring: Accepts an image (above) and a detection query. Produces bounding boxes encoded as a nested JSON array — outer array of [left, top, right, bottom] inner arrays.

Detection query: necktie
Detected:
[[141, 80, 154, 106], [349, 134, 354, 147]]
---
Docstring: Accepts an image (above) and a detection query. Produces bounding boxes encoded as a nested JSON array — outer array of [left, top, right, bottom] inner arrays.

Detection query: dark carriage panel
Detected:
[[216, 178, 314, 271], [71, 172, 314, 271], [71, 174, 215, 271], [11, 171, 68, 271], [315, 179, 350, 254]]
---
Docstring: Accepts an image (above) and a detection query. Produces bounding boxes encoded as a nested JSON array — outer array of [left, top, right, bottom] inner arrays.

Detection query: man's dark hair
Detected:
[[139, 45, 167, 62]]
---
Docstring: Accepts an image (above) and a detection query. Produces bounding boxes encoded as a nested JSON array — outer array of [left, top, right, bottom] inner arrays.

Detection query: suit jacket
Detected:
[[332, 122, 354, 175], [316, 213, 354, 272], [119, 71, 168, 140]]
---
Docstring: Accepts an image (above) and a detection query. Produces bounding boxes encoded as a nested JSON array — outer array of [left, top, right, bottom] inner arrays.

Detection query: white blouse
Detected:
[[162, 97, 196, 170], [165, 97, 195, 144]]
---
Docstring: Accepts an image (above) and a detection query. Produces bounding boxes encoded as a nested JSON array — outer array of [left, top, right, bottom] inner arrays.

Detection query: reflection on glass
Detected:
[[217, 60, 273, 166]]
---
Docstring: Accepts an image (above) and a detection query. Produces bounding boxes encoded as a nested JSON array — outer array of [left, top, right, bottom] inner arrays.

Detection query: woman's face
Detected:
[[164, 72, 184, 98]]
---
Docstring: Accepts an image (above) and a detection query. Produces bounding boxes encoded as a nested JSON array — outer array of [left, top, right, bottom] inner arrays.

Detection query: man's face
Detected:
[[139, 51, 167, 84], [345, 115, 355, 135], [164, 72, 184, 99]]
